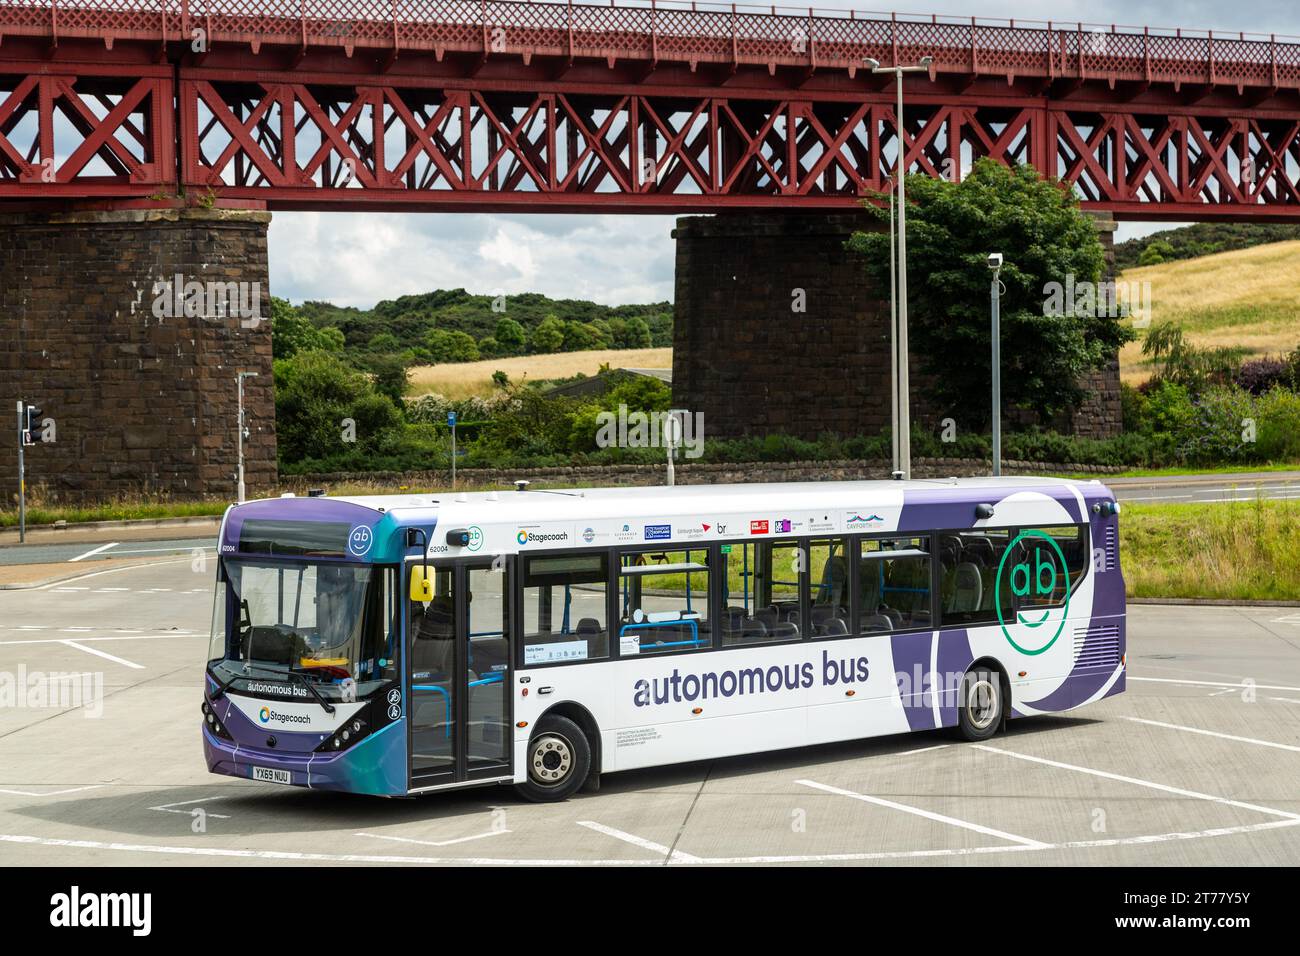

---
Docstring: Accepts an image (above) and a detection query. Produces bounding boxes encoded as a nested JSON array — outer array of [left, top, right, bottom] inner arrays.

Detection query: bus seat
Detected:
[[860, 613, 893, 633], [576, 617, 602, 636], [820, 617, 849, 637], [948, 562, 983, 612]]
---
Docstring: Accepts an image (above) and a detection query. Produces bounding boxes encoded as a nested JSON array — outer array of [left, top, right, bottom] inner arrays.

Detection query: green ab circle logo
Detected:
[[995, 529, 1071, 656]]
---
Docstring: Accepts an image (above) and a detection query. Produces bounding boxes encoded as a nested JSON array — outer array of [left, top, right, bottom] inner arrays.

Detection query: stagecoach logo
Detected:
[[348, 525, 373, 557], [258, 706, 311, 726], [516, 527, 570, 546], [995, 529, 1072, 656], [583, 527, 596, 543]]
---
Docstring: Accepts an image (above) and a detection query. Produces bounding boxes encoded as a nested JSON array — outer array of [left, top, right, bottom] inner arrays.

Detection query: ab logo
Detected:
[[995, 529, 1071, 656]]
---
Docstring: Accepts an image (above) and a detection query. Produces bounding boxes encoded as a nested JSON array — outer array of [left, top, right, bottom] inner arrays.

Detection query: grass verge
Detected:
[[1120, 499, 1300, 601]]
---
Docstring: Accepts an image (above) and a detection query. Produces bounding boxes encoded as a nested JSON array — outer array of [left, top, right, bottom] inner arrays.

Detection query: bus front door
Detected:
[[407, 560, 513, 790]]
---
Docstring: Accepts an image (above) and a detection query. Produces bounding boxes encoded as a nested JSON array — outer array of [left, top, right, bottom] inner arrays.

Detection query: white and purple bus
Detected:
[[202, 477, 1126, 801]]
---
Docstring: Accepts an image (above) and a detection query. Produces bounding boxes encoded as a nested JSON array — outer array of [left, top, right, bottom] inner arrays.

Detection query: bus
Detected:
[[202, 477, 1125, 801]]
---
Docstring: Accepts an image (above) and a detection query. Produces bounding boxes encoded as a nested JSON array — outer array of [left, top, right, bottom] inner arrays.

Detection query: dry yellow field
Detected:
[[1117, 240, 1300, 384], [407, 347, 672, 399]]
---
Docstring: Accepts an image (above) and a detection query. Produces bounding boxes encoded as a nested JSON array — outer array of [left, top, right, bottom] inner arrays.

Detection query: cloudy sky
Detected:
[[267, 0, 1300, 308]]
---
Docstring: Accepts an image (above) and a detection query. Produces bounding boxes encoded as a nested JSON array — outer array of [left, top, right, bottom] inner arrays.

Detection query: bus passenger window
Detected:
[[858, 537, 931, 633], [720, 541, 802, 645], [619, 549, 711, 655], [937, 529, 1015, 627], [522, 554, 608, 665], [809, 538, 850, 638]]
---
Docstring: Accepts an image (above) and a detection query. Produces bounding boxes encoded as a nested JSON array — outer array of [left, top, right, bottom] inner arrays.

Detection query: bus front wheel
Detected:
[[517, 714, 592, 803], [956, 666, 1004, 742]]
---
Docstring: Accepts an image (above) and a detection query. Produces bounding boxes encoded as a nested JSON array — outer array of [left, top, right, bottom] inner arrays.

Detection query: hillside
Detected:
[[1117, 240, 1300, 384], [408, 347, 672, 400], [1114, 222, 1300, 270], [298, 288, 672, 354]]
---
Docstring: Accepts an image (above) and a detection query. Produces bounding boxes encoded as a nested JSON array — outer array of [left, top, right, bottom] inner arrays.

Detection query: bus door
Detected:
[[406, 559, 513, 789]]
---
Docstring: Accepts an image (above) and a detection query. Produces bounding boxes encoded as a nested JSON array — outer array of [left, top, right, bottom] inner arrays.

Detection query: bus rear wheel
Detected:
[[956, 666, 1004, 742], [516, 714, 591, 803]]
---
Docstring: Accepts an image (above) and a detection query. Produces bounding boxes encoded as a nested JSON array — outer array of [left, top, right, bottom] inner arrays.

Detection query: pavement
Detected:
[[0, 557, 1298, 867], [1108, 471, 1300, 506]]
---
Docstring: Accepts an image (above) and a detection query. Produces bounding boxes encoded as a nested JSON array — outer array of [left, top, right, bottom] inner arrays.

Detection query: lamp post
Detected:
[[864, 54, 932, 480], [236, 371, 259, 503], [987, 254, 1004, 477]]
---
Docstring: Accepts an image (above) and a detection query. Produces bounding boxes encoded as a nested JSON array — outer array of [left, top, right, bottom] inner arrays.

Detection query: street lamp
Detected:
[[236, 371, 259, 503], [987, 253, 1004, 477], [865, 54, 933, 480]]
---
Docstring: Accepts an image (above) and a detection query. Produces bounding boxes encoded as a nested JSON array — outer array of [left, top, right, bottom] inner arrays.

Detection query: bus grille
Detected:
[[1103, 525, 1118, 572], [1073, 624, 1121, 668]]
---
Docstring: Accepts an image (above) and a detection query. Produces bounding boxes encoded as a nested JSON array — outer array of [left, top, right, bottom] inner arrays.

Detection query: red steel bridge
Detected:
[[2, 0, 1300, 218]]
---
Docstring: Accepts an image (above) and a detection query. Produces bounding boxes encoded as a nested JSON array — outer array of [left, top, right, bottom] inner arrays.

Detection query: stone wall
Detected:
[[0, 207, 276, 502], [672, 211, 1124, 441], [286, 456, 1124, 492]]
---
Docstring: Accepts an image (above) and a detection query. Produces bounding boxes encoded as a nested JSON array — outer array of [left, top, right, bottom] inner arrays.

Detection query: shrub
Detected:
[[1235, 357, 1290, 395], [1176, 386, 1258, 464], [1254, 387, 1300, 461]]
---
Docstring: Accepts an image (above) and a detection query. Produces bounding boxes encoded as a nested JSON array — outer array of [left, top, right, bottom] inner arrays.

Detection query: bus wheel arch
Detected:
[[516, 703, 600, 802], [956, 658, 1010, 741]]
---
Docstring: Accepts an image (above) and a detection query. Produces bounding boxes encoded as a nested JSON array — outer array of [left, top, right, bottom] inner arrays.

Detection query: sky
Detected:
[[267, 0, 1300, 308]]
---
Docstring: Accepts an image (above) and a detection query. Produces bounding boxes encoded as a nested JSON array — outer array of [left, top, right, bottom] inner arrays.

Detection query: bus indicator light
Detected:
[[845, 690, 855, 697], [1018, 671, 1027, 677], [521, 688, 528, 697], [692, 707, 703, 715], [516, 721, 528, 728]]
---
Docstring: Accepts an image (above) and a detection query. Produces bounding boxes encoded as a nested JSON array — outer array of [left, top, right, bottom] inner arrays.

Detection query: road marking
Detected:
[[51, 587, 90, 592], [93, 588, 130, 593], [576, 821, 704, 862], [1130, 676, 1300, 693], [1267, 697, 1300, 705], [895, 744, 949, 757], [0, 633, 192, 647], [1272, 613, 1300, 627], [355, 829, 508, 848], [60, 640, 144, 670], [68, 542, 118, 562], [108, 546, 215, 556], [1122, 716, 1300, 754], [975, 745, 1300, 820], [6, 818, 1297, 866], [0, 786, 102, 797], [795, 779, 1048, 848], [148, 797, 231, 819]]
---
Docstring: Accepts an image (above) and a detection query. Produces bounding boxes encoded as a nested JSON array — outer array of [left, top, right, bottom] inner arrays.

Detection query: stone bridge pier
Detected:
[[0, 207, 276, 503], [671, 212, 1122, 444]]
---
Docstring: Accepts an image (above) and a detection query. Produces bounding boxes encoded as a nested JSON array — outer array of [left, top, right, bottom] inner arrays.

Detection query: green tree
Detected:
[[424, 328, 480, 363], [271, 296, 345, 360], [848, 159, 1135, 427], [1137, 239, 1175, 266], [273, 349, 402, 465], [494, 317, 527, 354], [608, 315, 653, 349], [367, 331, 401, 352], [529, 315, 566, 354], [562, 320, 612, 352]]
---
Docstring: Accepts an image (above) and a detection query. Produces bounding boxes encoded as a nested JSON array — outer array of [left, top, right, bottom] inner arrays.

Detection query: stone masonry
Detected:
[[671, 211, 1124, 441], [0, 207, 276, 503]]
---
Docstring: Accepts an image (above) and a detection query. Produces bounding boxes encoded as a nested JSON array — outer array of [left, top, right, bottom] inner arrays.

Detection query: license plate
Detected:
[[251, 766, 292, 785]]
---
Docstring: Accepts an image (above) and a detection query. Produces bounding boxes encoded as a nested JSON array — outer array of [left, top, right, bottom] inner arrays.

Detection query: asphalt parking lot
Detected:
[[0, 557, 1297, 866]]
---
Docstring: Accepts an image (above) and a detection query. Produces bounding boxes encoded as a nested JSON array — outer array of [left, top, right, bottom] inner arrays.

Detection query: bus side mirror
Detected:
[[409, 566, 433, 603]]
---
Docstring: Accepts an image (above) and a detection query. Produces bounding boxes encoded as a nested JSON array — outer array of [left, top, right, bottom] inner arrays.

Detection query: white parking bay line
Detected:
[[0, 786, 102, 797], [68, 542, 118, 563], [975, 745, 1300, 820], [1122, 716, 1300, 754], [60, 640, 144, 670], [355, 830, 508, 848], [576, 821, 703, 863], [795, 779, 1048, 848], [1130, 676, 1300, 693]]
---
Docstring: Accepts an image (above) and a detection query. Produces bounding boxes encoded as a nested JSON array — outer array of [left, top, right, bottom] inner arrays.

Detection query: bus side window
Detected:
[[521, 554, 609, 666], [858, 536, 931, 633], [618, 548, 711, 656]]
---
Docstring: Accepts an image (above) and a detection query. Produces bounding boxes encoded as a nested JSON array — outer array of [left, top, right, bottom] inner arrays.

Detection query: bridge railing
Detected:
[[2, 0, 1298, 90]]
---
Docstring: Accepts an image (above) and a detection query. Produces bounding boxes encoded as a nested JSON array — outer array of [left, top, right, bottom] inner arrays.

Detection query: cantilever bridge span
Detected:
[[0, 1, 1299, 218]]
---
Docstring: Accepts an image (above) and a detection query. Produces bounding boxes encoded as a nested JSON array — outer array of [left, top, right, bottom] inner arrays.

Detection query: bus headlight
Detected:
[[201, 699, 234, 742], [316, 716, 369, 753]]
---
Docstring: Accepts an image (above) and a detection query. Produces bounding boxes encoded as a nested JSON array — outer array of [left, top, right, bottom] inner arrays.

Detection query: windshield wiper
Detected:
[[285, 669, 336, 715], [227, 661, 336, 715], [208, 666, 243, 702]]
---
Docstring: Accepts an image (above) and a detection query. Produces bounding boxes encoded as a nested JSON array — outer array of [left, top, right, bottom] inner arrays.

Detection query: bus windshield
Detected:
[[208, 559, 397, 700]]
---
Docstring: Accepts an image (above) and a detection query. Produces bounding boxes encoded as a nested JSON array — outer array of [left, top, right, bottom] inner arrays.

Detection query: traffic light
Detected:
[[22, 404, 46, 445]]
